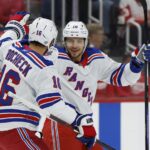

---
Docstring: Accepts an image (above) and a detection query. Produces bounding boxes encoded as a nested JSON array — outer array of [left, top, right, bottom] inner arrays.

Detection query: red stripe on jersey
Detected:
[[59, 53, 70, 58], [28, 52, 46, 68], [113, 69, 120, 86], [0, 113, 39, 122], [88, 53, 104, 63], [38, 96, 61, 105]]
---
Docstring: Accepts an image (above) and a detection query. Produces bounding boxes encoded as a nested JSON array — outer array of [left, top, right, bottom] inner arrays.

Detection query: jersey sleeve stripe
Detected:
[[117, 64, 126, 86], [38, 96, 61, 105], [0, 109, 40, 117], [36, 93, 62, 108], [39, 99, 62, 109], [110, 64, 123, 86], [36, 93, 61, 102], [0, 118, 39, 126], [0, 109, 40, 126], [0, 114, 39, 122], [110, 64, 125, 86]]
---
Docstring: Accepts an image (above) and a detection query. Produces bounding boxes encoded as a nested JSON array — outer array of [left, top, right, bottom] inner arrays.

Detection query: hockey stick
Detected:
[[140, 1, 149, 150], [8, 92, 116, 150]]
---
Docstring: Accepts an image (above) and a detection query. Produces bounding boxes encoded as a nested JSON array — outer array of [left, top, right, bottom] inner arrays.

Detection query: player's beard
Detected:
[[68, 50, 83, 62]]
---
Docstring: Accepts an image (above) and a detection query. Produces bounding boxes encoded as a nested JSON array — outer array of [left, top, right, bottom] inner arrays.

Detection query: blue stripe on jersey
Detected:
[[26, 50, 53, 66], [86, 47, 104, 56], [85, 47, 102, 55], [65, 102, 76, 110], [58, 56, 70, 60], [86, 48, 105, 65], [56, 46, 66, 53], [117, 64, 126, 86], [110, 64, 123, 85], [0, 109, 40, 118], [36, 93, 61, 102], [12, 44, 53, 68], [57, 47, 71, 60], [110, 70, 117, 85], [0, 37, 12, 46], [40, 99, 62, 109], [0, 118, 39, 126], [100, 103, 120, 150], [25, 52, 45, 69]]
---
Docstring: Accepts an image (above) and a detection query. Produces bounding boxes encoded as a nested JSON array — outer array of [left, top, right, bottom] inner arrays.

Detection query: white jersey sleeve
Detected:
[[0, 31, 19, 69], [33, 65, 77, 125], [98, 53, 141, 86]]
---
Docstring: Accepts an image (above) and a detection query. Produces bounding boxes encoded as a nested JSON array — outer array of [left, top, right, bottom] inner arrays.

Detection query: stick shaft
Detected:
[[140, 1, 149, 150]]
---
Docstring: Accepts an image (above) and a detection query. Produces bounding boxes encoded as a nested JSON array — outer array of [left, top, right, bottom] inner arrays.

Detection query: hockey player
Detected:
[[47, 21, 150, 113], [44, 21, 150, 149], [49, 20, 150, 110], [0, 13, 96, 150]]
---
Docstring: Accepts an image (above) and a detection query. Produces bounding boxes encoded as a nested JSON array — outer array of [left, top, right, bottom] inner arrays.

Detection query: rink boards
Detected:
[[92, 102, 150, 150]]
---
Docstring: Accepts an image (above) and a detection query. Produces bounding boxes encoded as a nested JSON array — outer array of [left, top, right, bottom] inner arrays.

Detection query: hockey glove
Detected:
[[142, 44, 150, 62], [72, 114, 96, 149], [130, 44, 150, 73], [5, 11, 30, 39]]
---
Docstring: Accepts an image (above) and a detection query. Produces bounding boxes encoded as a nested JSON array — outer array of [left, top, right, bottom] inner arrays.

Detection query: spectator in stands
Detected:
[[118, 0, 150, 26], [117, 0, 150, 47], [87, 23, 104, 49], [0, 0, 25, 25], [87, 23, 110, 54]]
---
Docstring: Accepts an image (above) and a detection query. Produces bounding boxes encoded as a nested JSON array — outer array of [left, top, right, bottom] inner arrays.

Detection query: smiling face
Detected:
[[64, 37, 85, 62]]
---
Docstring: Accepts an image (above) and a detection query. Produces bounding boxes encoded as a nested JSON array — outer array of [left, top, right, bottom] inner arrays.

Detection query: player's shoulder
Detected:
[[85, 47, 105, 64], [12, 42, 54, 69], [0, 37, 12, 47], [54, 46, 70, 61], [86, 47, 104, 55], [55, 45, 66, 53]]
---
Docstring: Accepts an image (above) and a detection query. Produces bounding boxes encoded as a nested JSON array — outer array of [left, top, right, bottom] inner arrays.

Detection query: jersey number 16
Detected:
[[0, 65, 20, 106]]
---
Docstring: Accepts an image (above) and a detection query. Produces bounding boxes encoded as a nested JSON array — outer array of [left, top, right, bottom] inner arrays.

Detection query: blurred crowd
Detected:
[[0, 0, 150, 61]]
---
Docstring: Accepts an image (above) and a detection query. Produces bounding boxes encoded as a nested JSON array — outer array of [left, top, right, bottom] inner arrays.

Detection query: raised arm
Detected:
[[98, 45, 150, 86]]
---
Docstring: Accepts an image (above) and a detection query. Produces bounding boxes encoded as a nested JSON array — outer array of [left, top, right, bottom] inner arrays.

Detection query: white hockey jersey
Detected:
[[0, 32, 77, 131], [46, 46, 141, 114]]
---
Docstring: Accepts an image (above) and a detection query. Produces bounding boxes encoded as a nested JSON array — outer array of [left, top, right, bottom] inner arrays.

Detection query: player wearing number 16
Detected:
[[0, 12, 82, 150]]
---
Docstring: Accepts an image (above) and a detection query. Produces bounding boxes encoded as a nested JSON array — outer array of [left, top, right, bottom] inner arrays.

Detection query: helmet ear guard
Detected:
[[63, 21, 88, 51], [29, 17, 58, 48]]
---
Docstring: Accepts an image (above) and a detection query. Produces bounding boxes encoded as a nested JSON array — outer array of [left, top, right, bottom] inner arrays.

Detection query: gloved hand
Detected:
[[142, 44, 150, 62], [130, 44, 150, 73], [5, 11, 30, 39], [72, 114, 96, 149]]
